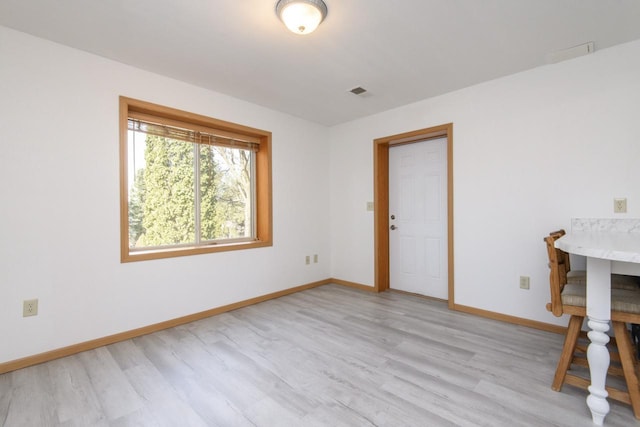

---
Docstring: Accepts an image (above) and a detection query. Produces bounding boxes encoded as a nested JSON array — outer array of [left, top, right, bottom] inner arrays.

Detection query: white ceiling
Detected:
[[2, 0, 640, 126]]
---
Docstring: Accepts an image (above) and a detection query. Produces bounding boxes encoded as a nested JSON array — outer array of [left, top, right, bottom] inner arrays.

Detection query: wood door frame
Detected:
[[374, 123, 454, 309]]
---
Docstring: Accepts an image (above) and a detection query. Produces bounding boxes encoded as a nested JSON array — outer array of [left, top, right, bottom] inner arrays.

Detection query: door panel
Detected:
[[389, 137, 447, 298]]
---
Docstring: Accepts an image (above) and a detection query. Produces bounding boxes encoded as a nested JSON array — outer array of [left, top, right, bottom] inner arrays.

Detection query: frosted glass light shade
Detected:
[[276, 0, 327, 35]]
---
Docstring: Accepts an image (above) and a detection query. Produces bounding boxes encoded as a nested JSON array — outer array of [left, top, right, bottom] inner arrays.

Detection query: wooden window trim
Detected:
[[119, 96, 272, 262]]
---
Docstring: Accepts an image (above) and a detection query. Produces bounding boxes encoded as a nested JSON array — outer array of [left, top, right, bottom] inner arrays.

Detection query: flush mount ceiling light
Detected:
[[276, 0, 328, 35]]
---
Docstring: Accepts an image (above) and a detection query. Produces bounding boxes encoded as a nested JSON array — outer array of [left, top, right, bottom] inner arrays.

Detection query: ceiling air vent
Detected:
[[546, 42, 595, 64], [349, 86, 367, 95]]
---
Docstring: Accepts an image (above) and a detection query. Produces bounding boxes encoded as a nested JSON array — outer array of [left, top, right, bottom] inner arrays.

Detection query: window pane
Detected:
[[200, 145, 252, 241], [121, 97, 271, 262], [128, 133, 196, 248]]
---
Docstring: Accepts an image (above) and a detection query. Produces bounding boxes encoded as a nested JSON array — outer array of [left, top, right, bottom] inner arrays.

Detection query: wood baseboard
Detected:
[[329, 278, 376, 292], [453, 303, 566, 335], [0, 277, 566, 375], [332, 281, 565, 335], [0, 279, 332, 375]]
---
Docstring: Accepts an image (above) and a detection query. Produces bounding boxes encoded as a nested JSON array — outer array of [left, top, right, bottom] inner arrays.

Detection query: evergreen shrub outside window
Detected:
[[119, 97, 272, 262]]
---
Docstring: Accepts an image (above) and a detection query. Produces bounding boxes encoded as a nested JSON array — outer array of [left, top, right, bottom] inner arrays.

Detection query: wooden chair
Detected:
[[544, 233, 640, 419]]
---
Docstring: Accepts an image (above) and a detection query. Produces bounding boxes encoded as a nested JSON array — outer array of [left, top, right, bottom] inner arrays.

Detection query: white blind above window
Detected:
[[128, 113, 260, 152]]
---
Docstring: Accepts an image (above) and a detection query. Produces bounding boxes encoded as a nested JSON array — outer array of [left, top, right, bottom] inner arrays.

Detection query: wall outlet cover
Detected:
[[614, 198, 627, 213], [23, 299, 38, 317]]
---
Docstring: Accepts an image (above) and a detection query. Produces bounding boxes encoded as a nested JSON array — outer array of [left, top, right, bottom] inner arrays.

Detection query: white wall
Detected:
[[3, 24, 639, 365], [329, 39, 640, 326], [0, 26, 331, 363]]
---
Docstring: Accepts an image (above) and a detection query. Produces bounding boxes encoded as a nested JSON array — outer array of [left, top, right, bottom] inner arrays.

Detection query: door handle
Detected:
[[390, 225, 397, 230]]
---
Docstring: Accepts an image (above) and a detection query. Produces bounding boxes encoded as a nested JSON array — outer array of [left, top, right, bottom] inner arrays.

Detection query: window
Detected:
[[119, 97, 272, 262]]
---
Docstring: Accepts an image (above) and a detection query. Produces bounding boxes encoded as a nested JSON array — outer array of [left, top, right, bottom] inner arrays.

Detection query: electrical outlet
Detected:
[[519, 276, 530, 290], [614, 198, 627, 213], [313, 254, 318, 263], [305, 255, 310, 265], [23, 299, 38, 317], [366, 201, 374, 211]]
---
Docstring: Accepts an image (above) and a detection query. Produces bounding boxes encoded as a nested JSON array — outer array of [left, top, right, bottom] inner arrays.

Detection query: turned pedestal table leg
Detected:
[[585, 257, 612, 426]]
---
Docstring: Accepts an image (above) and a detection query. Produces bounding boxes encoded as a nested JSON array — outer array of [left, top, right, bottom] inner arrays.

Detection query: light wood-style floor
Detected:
[[1, 284, 638, 426]]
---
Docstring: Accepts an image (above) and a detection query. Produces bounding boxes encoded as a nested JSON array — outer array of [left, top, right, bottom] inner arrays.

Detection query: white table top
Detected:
[[555, 231, 640, 263]]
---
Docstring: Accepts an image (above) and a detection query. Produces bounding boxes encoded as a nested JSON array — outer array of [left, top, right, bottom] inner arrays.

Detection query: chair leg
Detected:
[[612, 321, 640, 419], [632, 324, 640, 359], [553, 315, 584, 391]]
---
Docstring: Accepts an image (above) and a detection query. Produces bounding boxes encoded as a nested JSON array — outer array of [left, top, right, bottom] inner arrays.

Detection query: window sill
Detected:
[[121, 239, 272, 263]]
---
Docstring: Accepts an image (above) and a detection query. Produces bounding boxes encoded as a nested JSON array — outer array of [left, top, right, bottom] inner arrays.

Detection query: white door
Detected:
[[389, 137, 448, 299]]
